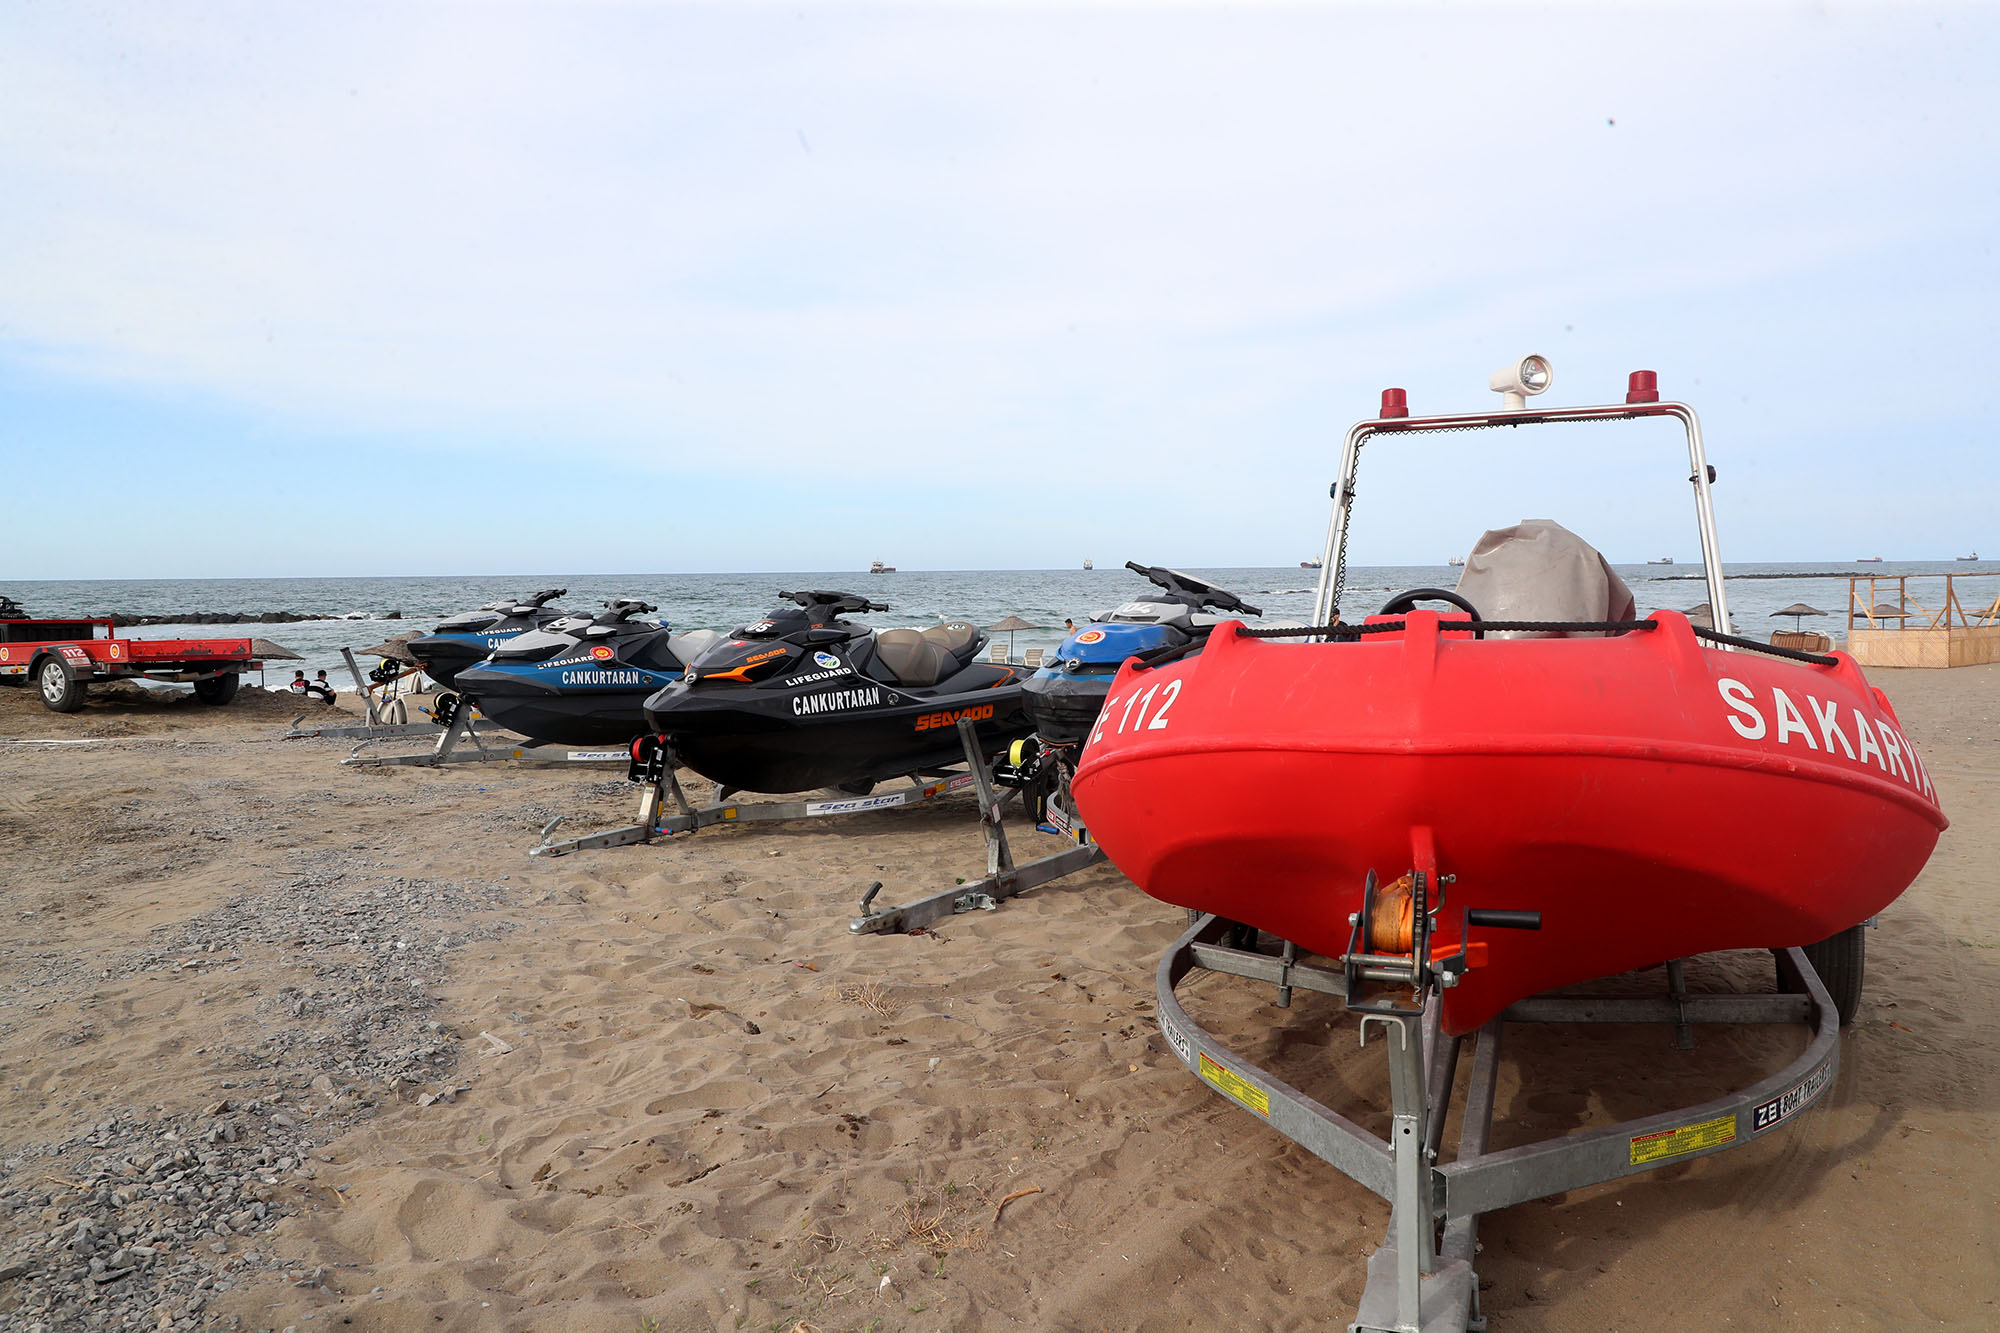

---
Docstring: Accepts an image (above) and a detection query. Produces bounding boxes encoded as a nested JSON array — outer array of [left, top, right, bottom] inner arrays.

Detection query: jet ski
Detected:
[[1021, 562, 1261, 745], [453, 600, 723, 746], [641, 589, 1034, 794], [405, 588, 571, 688]]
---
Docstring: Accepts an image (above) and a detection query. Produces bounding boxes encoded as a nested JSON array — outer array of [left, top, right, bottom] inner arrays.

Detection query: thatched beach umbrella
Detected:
[[1769, 602, 1829, 632], [986, 615, 1037, 656], [359, 632, 422, 664], [1861, 600, 1913, 622]]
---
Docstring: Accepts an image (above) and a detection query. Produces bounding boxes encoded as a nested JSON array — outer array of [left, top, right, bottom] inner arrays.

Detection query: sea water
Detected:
[[3, 561, 1988, 691]]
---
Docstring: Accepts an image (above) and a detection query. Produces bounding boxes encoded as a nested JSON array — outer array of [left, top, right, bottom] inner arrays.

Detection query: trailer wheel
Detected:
[[193, 672, 240, 705], [37, 656, 86, 713], [1779, 923, 1866, 1026]]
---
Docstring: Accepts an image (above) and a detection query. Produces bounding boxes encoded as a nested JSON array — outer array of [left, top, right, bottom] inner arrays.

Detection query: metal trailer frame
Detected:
[[528, 757, 982, 857], [284, 648, 511, 741], [849, 721, 1105, 933], [1155, 914, 1841, 1333], [340, 685, 628, 770], [529, 718, 1110, 929]]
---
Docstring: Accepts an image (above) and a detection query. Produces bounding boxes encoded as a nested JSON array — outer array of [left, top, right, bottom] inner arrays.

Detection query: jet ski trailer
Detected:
[[340, 687, 631, 769], [283, 646, 513, 742], [529, 715, 1109, 935], [528, 719, 988, 856]]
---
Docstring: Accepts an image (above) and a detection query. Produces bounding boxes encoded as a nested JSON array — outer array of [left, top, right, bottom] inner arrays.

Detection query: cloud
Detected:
[[2, 2, 1996, 568]]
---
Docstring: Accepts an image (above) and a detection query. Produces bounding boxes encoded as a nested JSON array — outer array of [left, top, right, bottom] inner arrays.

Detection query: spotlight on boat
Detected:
[[1488, 354, 1552, 410]]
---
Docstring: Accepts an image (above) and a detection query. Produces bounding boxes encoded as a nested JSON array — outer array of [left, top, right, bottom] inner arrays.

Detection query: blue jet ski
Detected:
[[453, 600, 723, 746], [1020, 562, 1261, 745], [405, 588, 571, 688]]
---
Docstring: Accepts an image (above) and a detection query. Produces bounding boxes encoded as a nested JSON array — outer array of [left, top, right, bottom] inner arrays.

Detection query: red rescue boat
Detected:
[[1073, 362, 1947, 1038]]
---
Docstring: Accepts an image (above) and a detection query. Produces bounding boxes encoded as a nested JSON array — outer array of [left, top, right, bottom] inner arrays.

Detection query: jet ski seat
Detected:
[[667, 629, 724, 666], [874, 629, 951, 686], [920, 621, 984, 669]]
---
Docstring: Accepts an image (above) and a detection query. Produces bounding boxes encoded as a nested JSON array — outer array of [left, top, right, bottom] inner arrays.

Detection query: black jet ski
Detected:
[[405, 588, 571, 688], [453, 600, 723, 746], [641, 589, 1033, 794], [1021, 561, 1261, 744]]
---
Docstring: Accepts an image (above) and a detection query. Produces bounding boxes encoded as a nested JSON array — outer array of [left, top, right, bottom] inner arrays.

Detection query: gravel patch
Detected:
[[0, 857, 518, 1331]]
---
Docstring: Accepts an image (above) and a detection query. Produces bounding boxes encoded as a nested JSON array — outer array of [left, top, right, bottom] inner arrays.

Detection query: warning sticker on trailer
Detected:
[[1751, 1062, 1831, 1133], [1629, 1114, 1736, 1165], [1199, 1052, 1270, 1119]]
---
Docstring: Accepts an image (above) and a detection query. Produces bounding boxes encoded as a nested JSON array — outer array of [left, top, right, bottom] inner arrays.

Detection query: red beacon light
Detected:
[[1379, 387, 1409, 419], [1626, 370, 1659, 404]]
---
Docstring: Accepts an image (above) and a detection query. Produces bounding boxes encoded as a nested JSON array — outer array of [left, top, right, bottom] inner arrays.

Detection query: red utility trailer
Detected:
[[0, 617, 265, 713]]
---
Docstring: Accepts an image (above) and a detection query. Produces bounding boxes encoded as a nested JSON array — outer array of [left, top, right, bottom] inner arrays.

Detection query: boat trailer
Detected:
[[848, 727, 1104, 934], [1157, 874, 1840, 1333], [529, 719, 1107, 925], [340, 675, 627, 770], [527, 732, 982, 856]]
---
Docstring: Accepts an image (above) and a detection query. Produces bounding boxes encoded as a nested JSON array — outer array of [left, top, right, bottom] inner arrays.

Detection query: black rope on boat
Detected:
[[1216, 617, 1841, 667], [1235, 619, 1662, 640], [1687, 624, 1839, 665]]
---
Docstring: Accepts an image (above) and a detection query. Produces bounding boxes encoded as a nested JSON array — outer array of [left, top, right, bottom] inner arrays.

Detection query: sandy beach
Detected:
[[1, 667, 1995, 1332]]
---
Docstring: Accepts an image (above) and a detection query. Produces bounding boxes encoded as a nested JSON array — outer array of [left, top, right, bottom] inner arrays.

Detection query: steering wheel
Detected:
[[1378, 587, 1485, 639]]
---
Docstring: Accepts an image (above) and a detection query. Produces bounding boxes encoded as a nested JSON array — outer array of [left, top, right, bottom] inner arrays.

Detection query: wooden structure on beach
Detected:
[[1845, 574, 2000, 668]]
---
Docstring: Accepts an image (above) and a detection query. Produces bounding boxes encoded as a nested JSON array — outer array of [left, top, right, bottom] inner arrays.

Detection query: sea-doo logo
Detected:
[[804, 793, 906, 816], [813, 651, 841, 669], [1716, 677, 1938, 803], [914, 704, 994, 732], [1075, 629, 1106, 645], [560, 669, 646, 687], [793, 686, 882, 716], [590, 644, 615, 661], [747, 648, 789, 665]]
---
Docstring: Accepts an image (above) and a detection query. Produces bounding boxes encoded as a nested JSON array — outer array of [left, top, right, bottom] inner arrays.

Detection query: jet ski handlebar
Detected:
[[777, 590, 890, 616], [598, 599, 660, 621], [1122, 560, 1262, 617], [525, 588, 568, 606]]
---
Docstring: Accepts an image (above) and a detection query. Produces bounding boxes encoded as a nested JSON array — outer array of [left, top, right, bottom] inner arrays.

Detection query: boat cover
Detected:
[[1453, 519, 1635, 637]]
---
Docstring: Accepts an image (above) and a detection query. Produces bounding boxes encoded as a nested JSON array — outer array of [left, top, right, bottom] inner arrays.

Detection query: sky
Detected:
[[3, 1, 1997, 579]]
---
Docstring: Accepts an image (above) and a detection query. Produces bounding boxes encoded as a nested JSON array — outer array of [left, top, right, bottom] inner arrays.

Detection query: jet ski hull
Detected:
[[457, 639, 686, 746], [406, 632, 521, 689], [1021, 670, 1117, 746], [455, 676, 663, 746], [647, 678, 1034, 793]]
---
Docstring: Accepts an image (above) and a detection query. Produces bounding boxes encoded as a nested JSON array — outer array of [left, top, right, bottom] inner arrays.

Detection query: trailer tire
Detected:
[[36, 656, 86, 713], [1780, 923, 1866, 1026], [193, 672, 240, 705]]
